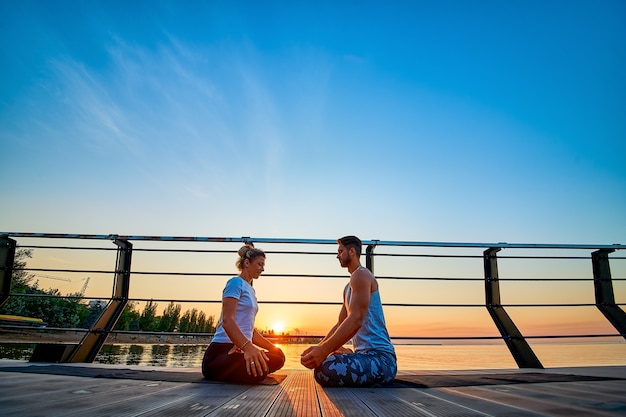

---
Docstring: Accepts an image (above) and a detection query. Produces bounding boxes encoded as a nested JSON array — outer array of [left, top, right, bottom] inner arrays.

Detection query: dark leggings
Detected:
[[202, 342, 285, 384]]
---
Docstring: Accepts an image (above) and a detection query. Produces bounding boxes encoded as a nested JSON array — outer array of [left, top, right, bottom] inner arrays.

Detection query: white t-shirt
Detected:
[[212, 276, 258, 343]]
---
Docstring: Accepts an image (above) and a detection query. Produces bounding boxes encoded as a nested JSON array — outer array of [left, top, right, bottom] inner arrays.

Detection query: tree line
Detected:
[[0, 249, 216, 334]]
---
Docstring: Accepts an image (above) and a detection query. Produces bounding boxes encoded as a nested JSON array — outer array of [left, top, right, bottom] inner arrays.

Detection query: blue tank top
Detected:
[[345, 282, 395, 355]]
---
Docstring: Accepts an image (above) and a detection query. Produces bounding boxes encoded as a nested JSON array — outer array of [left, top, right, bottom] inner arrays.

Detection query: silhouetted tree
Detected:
[[158, 301, 181, 332], [0, 249, 81, 327], [178, 310, 191, 333], [0, 248, 35, 316], [139, 300, 159, 331], [114, 302, 140, 331]]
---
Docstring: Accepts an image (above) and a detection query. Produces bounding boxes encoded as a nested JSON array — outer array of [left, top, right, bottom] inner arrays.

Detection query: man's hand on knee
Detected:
[[301, 344, 332, 369]]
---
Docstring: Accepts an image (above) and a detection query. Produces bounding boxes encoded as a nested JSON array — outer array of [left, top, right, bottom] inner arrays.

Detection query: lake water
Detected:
[[2, 342, 624, 370], [3, 342, 622, 370]]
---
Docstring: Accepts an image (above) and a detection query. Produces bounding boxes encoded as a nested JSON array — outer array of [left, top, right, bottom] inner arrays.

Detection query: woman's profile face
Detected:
[[246, 256, 266, 279]]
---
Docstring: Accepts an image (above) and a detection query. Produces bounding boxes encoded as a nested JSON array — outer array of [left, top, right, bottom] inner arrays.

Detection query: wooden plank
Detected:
[[0, 373, 184, 416], [265, 370, 322, 417], [389, 387, 534, 417], [440, 385, 622, 417], [355, 387, 494, 417], [63, 383, 202, 417], [0, 372, 92, 396], [481, 381, 626, 416], [510, 380, 626, 403], [203, 382, 285, 416], [593, 380, 626, 397], [316, 386, 378, 417], [96, 383, 251, 417], [0, 373, 154, 408], [314, 380, 347, 417]]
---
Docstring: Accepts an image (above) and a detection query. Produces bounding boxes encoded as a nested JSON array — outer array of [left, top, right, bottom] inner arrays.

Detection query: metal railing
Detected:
[[1, 232, 625, 368]]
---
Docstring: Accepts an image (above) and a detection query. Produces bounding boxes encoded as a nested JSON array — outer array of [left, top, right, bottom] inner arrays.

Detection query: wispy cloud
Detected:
[[49, 57, 132, 152]]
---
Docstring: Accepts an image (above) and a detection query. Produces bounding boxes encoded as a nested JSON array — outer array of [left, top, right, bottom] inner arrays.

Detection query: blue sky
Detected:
[[1, 0, 625, 245]]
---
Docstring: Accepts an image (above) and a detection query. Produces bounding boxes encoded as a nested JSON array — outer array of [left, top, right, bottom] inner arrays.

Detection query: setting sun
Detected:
[[272, 322, 285, 334]]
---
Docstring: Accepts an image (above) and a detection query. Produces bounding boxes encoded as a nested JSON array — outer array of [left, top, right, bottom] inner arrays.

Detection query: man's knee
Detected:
[[313, 368, 331, 386], [313, 355, 342, 386]]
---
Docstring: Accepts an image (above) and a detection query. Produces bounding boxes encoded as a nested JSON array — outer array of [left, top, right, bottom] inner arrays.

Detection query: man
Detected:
[[301, 235, 397, 387]]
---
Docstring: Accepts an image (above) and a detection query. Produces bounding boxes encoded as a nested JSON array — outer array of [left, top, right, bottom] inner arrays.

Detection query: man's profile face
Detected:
[[337, 244, 351, 267]]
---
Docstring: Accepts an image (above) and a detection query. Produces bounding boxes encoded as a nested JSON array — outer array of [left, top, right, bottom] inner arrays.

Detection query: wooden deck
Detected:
[[1, 360, 625, 416]]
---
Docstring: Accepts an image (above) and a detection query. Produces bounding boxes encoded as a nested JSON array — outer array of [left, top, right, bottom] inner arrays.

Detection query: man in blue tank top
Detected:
[[301, 235, 397, 387]]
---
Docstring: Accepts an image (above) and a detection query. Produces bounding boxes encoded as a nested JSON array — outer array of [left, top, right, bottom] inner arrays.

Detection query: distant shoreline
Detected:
[[3, 330, 621, 347], [0, 330, 319, 346], [0, 330, 214, 345]]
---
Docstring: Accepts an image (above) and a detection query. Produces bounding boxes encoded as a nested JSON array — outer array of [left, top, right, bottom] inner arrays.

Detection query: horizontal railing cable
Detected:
[[17, 268, 623, 282], [4, 232, 625, 250], [8, 293, 626, 308], [15, 244, 626, 260], [16, 245, 117, 252]]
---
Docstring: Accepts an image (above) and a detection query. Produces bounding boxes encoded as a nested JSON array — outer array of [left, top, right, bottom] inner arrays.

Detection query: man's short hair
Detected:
[[337, 235, 362, 256]]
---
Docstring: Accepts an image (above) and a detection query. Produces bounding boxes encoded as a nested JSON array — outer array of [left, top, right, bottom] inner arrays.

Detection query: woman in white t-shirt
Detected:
[[202, 244, 285, 383]]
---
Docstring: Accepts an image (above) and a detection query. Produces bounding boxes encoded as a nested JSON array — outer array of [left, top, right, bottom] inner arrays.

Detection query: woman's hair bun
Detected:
[[237, 243, 255, 258], [236, 243, 264, 270]]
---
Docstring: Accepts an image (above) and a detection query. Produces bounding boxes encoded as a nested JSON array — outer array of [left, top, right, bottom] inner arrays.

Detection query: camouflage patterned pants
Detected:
[[314, 350, 397, 387]]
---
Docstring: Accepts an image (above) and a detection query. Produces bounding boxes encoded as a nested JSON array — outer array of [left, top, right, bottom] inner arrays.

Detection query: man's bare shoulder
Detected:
[[349, 267, 376, 290], [350, 266, 371, 278]]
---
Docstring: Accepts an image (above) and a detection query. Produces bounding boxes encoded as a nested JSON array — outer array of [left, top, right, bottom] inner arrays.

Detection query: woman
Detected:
[[202, 244, 285, 384]]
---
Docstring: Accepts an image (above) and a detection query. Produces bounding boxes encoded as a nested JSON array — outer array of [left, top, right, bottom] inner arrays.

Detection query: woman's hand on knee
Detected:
[[244, 345, 270, 376]]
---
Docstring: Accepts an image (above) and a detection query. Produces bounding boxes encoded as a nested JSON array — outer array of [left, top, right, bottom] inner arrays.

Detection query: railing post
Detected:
[[366, 243, 376, 273], [592, 249, 626, 340], [484, 247, 543, 368], [67, 239, 133, 362], [0, 236, 17, 309]]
